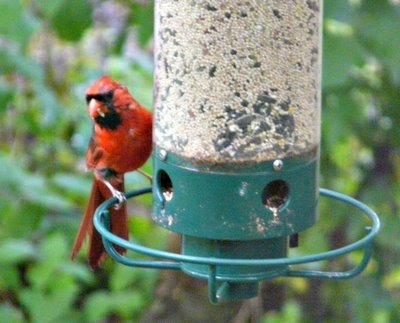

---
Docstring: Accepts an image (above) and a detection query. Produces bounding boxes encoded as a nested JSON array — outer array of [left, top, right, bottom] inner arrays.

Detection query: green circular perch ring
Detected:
[[93, 187, 380, 304]]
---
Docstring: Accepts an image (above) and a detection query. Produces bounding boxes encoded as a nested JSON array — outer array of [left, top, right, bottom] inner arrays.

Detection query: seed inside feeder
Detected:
[[154, 0, 321, 164]]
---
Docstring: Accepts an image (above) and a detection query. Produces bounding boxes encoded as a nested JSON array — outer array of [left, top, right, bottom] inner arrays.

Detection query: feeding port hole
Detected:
[[158, 170, 174, 202], [262, 180, 289, 214]]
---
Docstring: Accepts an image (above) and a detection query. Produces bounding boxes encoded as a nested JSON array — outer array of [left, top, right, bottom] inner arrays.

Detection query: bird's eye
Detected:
[[103, 91, 113, 100], [86, 91, 114, 104], [96, 91, 113, 103]]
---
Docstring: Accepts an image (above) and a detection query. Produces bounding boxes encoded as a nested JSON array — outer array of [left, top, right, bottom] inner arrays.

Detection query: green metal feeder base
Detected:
[[152, 148, 319, 241], [181, 236, 288, 281], [93, 188, 380, 304], [181, 236, 288, 300]]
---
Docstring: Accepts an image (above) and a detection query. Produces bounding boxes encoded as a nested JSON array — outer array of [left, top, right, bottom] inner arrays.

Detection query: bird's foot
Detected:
[[102, 180, 126, 209], [112, 190, 127, 210]]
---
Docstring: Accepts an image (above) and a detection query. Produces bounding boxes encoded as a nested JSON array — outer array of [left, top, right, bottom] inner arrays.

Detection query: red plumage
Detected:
[[71, 76, 152, 268]]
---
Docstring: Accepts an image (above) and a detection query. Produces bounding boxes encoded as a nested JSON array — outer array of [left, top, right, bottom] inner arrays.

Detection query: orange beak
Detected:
[[88, 98, 107, 119]]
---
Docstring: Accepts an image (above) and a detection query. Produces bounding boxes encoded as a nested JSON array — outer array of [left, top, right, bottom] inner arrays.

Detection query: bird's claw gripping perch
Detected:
[[102, 180, 127, 209], [112, 190, 127, 210]]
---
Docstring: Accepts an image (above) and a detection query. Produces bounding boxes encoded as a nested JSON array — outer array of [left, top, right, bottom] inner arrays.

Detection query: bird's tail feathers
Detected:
[[71, 178, 128, 269]]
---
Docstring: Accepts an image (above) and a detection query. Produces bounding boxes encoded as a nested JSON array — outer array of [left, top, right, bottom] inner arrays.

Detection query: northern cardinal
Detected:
[[71, 76, 153, 268]]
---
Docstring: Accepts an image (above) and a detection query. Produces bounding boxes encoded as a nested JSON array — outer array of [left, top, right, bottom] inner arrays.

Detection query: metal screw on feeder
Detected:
[[93, 0, 380, 304], [273, 160, 284, 172]]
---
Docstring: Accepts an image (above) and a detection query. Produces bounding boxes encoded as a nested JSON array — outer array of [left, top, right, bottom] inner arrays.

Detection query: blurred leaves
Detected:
[[309, 0, 400, 321], [262, 301, 302, 323], [358, 2, 400, 77], [84, 289, 145, 322], [0, 239, 36, 264], [130, 2, 154, 46], [0, 304, 24, 323], [50, 0, 93, 42], [0, 1, 157, 322], [323, 30, 365, 88], [0, 0, 39, 45]]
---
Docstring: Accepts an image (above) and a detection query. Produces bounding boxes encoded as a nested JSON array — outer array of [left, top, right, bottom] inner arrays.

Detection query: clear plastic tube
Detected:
[[154, 1, 321, 164]]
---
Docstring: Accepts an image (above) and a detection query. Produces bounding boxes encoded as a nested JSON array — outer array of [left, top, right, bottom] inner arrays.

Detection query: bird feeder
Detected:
[[94, 0, 380, 303]]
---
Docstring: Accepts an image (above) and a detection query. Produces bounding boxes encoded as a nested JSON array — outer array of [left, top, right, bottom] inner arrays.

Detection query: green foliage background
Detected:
[[0, 0, 399, 322]]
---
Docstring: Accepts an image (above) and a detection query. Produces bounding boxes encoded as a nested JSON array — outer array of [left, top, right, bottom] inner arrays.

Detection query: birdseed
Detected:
[[154, 0, 321, 164]]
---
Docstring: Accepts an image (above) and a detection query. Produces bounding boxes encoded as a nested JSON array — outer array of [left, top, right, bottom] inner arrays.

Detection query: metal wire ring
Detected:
[[93, 187, 380, 270]]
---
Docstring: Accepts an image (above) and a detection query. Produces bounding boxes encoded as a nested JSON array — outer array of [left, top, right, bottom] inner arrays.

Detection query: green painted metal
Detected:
[[150, 147, 319, 301], [152, 148, 319, 240], [181, 235, 288, 280], [182, 236, 288, 301], [93, 187, 380, 303]]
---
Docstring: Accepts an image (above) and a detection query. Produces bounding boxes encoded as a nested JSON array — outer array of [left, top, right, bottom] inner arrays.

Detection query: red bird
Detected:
[[71, 76, 152, 268]]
